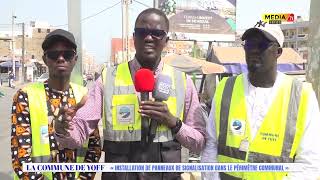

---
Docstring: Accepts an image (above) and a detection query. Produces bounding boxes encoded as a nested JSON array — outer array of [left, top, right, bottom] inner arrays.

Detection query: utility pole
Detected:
[[121, 0, 125, 64], [125, 0, 131, 62], [122, 0, 131, 63], [11, 14, 17, 78], [306, 0, 320, 105], [153, 0, 158, 8], [21, 23, 25, 82], [68, 0, 83, 85]]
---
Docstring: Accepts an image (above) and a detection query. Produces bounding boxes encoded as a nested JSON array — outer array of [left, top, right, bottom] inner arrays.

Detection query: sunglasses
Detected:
[[243, 40, 276, 52], [134, 28, 167, 40], [45, 50, 76, 61]]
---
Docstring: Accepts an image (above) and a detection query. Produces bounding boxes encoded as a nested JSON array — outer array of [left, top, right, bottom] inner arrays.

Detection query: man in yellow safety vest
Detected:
[[11, 29, 101, 179], [201, 21, 320, 179], [54, 8, 207, 180]]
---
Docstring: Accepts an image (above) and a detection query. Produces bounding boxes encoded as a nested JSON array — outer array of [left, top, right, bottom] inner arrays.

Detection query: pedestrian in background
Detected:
[[8, 71, 14, 88]]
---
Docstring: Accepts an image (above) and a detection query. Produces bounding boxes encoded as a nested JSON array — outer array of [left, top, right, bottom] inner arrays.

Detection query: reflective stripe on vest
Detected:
[[102, 62, 186, 142], [214, 74, 309, 179], [14, 82, 88, 180]]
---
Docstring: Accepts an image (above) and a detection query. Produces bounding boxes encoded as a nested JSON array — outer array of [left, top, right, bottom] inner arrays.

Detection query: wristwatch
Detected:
[[171, 118, 182, 134]]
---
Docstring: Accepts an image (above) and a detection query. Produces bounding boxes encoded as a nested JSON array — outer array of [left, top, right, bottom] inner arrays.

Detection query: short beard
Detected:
[[136, 55, 160, 70], [248, 64, 263, 73]]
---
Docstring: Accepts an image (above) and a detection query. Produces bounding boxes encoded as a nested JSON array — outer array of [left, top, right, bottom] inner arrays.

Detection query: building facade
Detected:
[[110, 38, 135, 65], [0, 21, 98, 81], [280, 18, 309, 60]]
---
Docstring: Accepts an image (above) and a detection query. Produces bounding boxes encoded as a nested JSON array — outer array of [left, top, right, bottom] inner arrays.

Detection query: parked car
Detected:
[[36, 73, 49, 82]]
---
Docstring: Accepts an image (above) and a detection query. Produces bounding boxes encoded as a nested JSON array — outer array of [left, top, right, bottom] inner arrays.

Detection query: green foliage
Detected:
[[160, 0, 177, 15]]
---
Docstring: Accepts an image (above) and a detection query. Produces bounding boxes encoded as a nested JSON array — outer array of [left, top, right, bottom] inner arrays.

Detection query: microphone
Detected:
[[134, 68, 155, 146], [149, 74, 172, 141]]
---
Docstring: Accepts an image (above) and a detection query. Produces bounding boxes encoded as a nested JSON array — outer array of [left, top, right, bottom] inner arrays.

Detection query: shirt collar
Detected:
[[244, 71, 284, 91], [130, 56, 163, 76], [44, 80, 71, 95]]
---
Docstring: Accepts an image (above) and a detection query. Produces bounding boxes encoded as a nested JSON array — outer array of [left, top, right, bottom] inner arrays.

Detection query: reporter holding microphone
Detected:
[[55, 8, 206, 180]]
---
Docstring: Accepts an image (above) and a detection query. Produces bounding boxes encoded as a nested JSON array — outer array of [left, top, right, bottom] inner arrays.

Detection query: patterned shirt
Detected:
[[11, 81, 101, 180]]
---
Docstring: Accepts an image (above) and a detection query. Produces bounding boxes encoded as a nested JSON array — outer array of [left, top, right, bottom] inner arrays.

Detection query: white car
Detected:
[[36, 73, 49, 83]]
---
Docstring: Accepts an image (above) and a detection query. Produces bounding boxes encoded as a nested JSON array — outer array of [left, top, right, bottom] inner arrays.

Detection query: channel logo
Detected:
[[262, 13, 295, 24]]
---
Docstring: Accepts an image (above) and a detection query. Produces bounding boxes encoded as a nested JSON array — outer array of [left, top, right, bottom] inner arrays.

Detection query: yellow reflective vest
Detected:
[[14, 82, 88, 180], [214, 74, 311, 180], [101, 62, 186, 142]]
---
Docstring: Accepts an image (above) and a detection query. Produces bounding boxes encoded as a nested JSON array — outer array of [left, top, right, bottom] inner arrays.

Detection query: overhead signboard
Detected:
[[158, 0, 236, 41]]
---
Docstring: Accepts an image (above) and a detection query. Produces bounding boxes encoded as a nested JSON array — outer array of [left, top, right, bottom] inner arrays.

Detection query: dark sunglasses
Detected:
[[243, 40, 276, 52], [134, 28, 167, 40], [45, 50, 76, 61]]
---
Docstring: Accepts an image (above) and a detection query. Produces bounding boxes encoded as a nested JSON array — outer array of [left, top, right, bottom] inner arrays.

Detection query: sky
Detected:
[[0, 0, 311, 64]]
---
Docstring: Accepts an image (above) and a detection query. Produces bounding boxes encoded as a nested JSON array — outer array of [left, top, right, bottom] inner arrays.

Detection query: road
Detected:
[[0, 83, 24, 180]]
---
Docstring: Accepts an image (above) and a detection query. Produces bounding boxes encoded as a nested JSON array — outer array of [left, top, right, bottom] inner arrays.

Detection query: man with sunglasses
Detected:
[[11, 29, 101, 180], [201, 21, 320, 179], [54, 8, 206, 180]]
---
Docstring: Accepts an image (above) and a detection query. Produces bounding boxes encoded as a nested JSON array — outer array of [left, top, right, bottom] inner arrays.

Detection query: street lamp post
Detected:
[[68, 0, 83, 85], [21, 22, 25, 82], [153, 0, 158, 8]]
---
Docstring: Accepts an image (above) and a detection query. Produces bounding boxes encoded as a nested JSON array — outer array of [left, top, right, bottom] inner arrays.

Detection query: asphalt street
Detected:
[[0, 83, 24, 180]]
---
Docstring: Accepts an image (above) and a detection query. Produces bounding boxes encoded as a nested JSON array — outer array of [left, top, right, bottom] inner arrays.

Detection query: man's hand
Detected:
[[139, 101, 177, 128], [54, 95, 88, 136]]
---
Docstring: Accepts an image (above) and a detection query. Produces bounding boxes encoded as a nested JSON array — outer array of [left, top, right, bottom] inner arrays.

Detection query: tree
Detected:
[[306, 0, 320, 106]]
